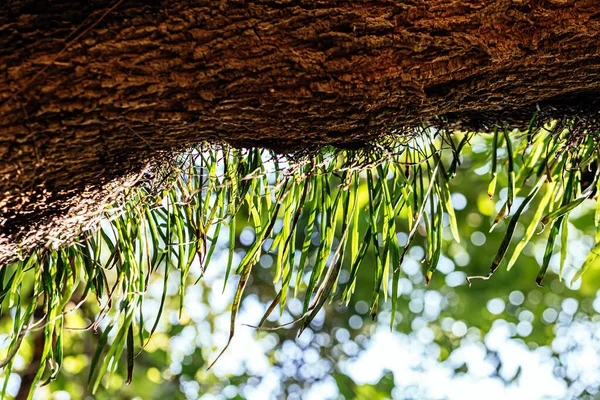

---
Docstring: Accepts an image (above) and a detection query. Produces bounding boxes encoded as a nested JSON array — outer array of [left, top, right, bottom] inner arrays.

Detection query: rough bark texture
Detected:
[[2, 0, 600, 264]]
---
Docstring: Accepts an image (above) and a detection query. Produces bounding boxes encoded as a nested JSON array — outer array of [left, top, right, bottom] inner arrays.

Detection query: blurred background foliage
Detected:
[[2, 128, 600, 399]]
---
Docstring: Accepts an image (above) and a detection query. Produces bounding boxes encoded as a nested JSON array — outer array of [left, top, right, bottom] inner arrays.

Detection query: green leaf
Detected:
[[537, 219, 561, 287], [295, 176, 320, 297], [468, 174, 546, 283], [506, 181, 556, 271], [488, 127, 499, 199], [432, 151, 459, 242], [571, 241, 600, 284], [559, 217, 569, 281], [541, 192, 592, 226], [503, 127, 515, 212], [126, 323, 134, 384]]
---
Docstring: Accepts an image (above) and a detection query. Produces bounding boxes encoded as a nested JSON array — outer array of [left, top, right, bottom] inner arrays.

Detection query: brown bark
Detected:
[[1, 0, 600, 264]]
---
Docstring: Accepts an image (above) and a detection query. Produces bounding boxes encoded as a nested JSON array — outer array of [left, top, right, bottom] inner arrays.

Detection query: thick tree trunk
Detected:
[[1, 0, 600, 264]]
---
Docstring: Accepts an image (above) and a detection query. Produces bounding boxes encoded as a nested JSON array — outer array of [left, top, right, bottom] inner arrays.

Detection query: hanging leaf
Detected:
[[468, 174, 546, 283], [506, 181, 556, 271], [571, 241, 600, 284]]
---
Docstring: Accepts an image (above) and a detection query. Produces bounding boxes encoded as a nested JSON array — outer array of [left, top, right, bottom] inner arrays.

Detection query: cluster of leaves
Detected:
[[1, 121, 599, 398]]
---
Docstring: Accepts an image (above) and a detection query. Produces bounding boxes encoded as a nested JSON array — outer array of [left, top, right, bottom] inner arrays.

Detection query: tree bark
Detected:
[[1, 0, 600, 264]]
